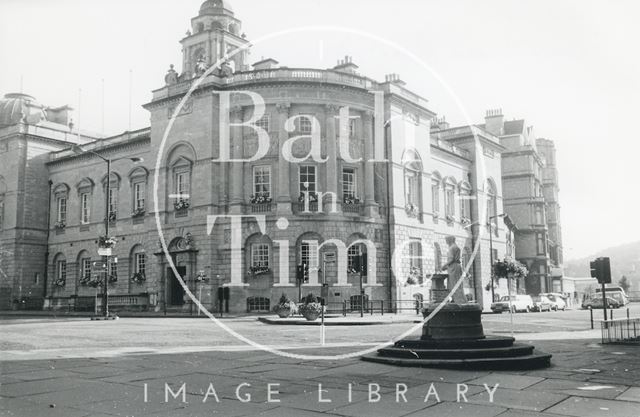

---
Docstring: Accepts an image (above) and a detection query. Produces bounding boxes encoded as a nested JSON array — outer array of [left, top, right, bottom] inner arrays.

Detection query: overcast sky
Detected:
[[1, 0, 639, 261]]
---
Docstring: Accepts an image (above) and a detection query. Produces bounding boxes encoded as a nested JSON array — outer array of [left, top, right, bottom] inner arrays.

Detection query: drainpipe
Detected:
[[384, 122, 394, 312], [43, 180, 53, 298]]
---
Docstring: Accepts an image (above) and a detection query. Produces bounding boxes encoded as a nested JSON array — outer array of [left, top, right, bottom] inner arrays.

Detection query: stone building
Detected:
[[0, 0, 508, 313], [482, 110, 564, 295]]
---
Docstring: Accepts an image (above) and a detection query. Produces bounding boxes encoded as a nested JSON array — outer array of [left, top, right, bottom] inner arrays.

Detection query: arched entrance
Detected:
[[157, 235, 198, 310]]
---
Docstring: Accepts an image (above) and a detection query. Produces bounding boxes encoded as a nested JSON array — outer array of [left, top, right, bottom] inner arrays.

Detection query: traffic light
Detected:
[[589, 257, 611, 284], [296, 264, 309, 283]]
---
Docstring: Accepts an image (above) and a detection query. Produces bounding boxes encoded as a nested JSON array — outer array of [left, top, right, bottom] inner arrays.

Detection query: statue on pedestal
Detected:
[[441, 235, 467, 304]]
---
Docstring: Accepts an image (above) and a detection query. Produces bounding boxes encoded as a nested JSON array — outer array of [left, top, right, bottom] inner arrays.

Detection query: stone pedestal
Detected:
[[421, 303, 485, 340]]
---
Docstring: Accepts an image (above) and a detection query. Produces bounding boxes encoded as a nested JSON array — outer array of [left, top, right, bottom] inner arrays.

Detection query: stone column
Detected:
[[229, 106, 244, 214], [276, 102, 292, 214], [325, 104, 341, 213], [363, 111, 379, 217]]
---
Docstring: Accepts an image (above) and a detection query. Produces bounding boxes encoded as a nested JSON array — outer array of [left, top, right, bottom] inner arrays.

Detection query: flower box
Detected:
[[405, 203, 419, 217], [249, 266, 270, 276], [174, 199, 190, 211], [132, 208, 146, 217], [54, 221, 66, 229], [249, 193, 272, 204], [131, 272, 146, 284]]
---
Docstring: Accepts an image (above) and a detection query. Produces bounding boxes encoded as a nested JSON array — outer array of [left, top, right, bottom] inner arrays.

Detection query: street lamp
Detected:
[[488, 213, 506, 303], [70, 144, 143, 318]]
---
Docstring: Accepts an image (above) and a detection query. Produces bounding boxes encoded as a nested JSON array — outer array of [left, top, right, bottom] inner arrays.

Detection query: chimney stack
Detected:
[[484, 108, 504, 136], [333, 55, 359, 74], [384, 73, 406, 86]]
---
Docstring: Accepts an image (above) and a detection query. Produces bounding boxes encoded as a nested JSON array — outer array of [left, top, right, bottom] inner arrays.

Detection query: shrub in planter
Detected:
[[273, 293, 297, 318], [299, 293, 323, 321]]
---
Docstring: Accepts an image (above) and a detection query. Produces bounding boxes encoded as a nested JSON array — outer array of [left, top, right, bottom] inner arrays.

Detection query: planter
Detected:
[[299, 303, 322, 321], [274, 305, 294, 318]]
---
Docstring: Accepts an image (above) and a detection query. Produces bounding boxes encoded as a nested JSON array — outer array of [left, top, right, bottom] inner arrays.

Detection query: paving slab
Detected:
[[466, 373, 545, 390], [468, 386, 568, 412], [527, 377, 629, 399], [546, 396, 640, 417], [616, 386, 640, 403], [402, 401, 506, 417]]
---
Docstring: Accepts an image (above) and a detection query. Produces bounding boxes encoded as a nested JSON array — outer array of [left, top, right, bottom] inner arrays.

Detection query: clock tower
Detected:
[[180, 0, 249, 77]]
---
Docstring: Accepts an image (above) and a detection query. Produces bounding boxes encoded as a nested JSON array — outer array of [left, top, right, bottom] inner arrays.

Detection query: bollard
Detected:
[[610, 309, 613, 321], [381, 301, 384, 316], [627, 308, 630, 319], [590, 308, 594, 329]]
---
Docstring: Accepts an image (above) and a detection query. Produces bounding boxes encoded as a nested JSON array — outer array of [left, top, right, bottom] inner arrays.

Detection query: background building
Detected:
[[482, 110, 564, 295]]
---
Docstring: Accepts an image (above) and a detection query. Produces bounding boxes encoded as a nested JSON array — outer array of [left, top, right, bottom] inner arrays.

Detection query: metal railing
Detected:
[[601, 317, 640, 344]]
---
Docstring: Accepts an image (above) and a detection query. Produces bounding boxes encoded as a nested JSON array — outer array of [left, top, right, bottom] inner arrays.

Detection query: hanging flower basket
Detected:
[[195, 271, 208, 282], [79, 275, 92, 286], [108, 275, 118, 283], [98, 236, 117, 249], [493, 258, 528, 280], [88, 279, 102, 288], [131, 272, 146, 284]]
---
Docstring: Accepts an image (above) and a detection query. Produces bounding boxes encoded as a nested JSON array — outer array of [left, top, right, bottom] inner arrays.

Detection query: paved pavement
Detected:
[[1, 338, 639, 417], [1, 308, 639, 416]]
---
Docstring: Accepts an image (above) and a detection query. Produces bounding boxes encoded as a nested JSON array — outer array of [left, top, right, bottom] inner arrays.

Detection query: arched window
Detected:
[[53, 253, 67, 288], [77, 250, 92, 284], [101, 173, 121, 222], [129, 167, 148, 215], [166, 143, 196, 215], [76, 178, 94, 225], [296, 233, 321, 283], [347, 243, 367, 276], [246, 233, 272, 277], [130, 245, 146, 279], [52, 183, 70, 227]]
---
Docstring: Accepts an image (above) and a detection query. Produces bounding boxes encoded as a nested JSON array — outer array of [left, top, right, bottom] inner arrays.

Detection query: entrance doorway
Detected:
[[167, 266, 187, 305]]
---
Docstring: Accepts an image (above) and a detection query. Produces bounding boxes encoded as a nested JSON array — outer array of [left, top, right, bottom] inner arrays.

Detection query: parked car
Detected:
[[540, 293, 567, 311], [531, 295, 552, 312], [491, 295, 534, 313], [582, 296, 621, 309]]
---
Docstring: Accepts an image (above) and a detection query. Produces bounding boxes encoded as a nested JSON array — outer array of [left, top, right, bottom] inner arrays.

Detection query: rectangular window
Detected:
[[409, 241, 422, 271], [460, 192, 471, 219], [108, 260, 117, 280], [299, 115, 313, 133], [135, 253, 146, 275], [108, 188, 118, 217], [57, 260, 67, 281], [253, 166, 271, 197], [255, 114, 270, 131], [536, 233, 546, 255], [176, 171, 190, 199], [431, 183, 439, 213], [300, 240, 319, 270], [534, 204, 544, 225], [299, 166, 316, 193], [134, 182, 146, 211], [342, 168, 356, 199], [347, 244, 367, 275], [349, 118, 356, 138], [81, 258, 91, 279], [405, 171, 418, 205], [57, 197, 67, 223], [251, 243, 270, 267], [80, 193, 90, 224], [445, 188, 455, 217]]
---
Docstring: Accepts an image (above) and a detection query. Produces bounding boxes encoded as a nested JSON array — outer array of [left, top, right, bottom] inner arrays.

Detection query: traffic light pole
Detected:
[[601, 281, 608, 328]]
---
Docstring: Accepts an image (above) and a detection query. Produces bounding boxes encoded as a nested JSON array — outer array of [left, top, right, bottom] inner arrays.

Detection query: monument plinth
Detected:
[[362, 275, 552, 370]]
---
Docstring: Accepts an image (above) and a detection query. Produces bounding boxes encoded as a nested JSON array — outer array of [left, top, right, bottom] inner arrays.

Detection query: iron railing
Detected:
[[601, 317, 640, 344]]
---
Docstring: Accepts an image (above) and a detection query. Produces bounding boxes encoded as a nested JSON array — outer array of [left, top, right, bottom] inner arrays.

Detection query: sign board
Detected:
[[97, 248, 112, 256], [323, 252, 336, 263]]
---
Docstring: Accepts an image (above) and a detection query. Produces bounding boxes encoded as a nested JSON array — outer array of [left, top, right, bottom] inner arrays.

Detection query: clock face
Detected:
[[177, 238, 188, 250]]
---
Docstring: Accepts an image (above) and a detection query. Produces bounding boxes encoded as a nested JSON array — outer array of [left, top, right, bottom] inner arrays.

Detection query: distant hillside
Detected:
[[564, 240, 640, 291]]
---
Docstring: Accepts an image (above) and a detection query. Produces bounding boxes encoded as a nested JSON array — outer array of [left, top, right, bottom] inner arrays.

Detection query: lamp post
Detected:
[[71, 145, 143, 318], [488, 213, 506, 303]]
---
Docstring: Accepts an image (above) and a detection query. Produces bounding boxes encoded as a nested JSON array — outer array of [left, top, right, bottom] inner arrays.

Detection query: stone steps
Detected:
[[377, 343, 535, 360]]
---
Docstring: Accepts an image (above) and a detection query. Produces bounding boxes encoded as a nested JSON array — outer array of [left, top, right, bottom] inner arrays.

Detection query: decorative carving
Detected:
[[325, 104, 340, 114], [275, 102, 290, 114], [164, 64, 178, 86], [167, 99, 193, 119], [194, 55, 208, 77]]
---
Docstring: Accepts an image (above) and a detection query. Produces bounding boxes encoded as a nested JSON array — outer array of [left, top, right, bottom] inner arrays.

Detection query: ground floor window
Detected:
[[247, 296, 270, 312], [349, 294, 369, 311], [251, 243, 270, 267]]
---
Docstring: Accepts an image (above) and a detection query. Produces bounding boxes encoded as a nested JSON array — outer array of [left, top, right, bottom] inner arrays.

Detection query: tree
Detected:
[[618, 275, 630, 293]]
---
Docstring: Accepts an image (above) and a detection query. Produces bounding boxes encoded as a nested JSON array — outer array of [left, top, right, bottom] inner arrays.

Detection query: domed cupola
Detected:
[[199, 0, 234, 16], [0, 93, 46, 128]]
